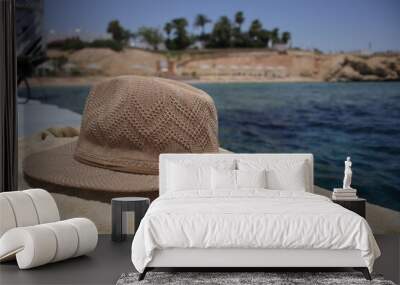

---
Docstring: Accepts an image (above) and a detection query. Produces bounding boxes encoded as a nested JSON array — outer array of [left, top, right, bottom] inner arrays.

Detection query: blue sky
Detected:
[[44, 0, 400, 52]]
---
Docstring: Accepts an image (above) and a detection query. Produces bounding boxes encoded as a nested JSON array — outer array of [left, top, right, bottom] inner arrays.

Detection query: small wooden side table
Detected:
[[332, 198, 366, 218], [111, 197, 150, 242]]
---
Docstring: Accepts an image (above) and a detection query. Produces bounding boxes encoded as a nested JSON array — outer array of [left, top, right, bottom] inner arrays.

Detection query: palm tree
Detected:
[[172, 17, 189, 34], [281, 31, 291, 44], [249, 19, 263, 39], [270, 27, 280, 44], [164, 22, 173, 39], [209, 16, 232, 48], [235, 11, 244, 31], [107, 20, 130, 44], [194, 14, 211, 37], [137, 27, 164, 50], [170, 18, 191, 50]]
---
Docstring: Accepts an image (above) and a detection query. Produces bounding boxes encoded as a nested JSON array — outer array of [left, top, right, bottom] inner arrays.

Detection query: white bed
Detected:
[[131, 154, 380, 280]]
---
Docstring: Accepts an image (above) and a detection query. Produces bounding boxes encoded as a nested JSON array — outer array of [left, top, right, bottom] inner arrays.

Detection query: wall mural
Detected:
[[17, 0, 400, 234]]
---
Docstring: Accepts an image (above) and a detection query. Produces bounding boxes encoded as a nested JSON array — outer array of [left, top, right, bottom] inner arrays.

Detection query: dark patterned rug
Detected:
[[116, 272, 395, 285]]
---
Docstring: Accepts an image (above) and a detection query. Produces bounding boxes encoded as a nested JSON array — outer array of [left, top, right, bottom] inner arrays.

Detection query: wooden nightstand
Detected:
[[332, 198, 366, 218]]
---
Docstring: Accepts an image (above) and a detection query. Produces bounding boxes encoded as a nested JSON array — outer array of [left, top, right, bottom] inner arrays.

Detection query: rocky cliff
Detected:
[[323, 54, 400, 82], [44, 48, 400, 83]]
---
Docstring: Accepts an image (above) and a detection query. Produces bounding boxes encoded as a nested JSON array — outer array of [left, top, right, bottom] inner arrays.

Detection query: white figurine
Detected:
[[343, 156, 353, 189]]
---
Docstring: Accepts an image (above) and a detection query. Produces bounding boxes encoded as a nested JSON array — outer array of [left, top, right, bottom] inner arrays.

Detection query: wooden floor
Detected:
[[0, 235, 398, 285]]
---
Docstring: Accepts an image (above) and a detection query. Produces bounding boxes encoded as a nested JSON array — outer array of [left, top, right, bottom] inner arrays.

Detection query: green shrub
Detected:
[[70, 68, 82, 76], [47, 37, 86, 51], [89, 39, 123, 51], [47, 37, 123, 52]]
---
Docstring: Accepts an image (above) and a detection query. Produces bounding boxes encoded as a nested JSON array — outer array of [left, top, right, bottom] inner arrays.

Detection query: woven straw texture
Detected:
[[23, 140, 159, 202], [23, 76, 219, 199], [75, 76, 219, 175]]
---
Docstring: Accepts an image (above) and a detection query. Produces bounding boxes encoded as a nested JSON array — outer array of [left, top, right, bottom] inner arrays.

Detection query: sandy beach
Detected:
[[28, 76, 109, 87], [32, 48, 400, 88], [27, 75, 321, 88]]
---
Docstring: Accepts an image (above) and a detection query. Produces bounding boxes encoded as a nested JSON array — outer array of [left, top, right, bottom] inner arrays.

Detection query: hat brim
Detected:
[[23, 139, 159, 203], [23, 139, 229, 203]]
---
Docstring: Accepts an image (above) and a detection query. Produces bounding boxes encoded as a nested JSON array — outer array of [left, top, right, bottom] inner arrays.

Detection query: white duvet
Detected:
[[131, 190, 380, 273]]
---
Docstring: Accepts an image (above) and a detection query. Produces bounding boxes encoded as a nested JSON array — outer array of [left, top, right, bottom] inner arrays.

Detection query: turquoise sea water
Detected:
[[18, 82, 400, 211]]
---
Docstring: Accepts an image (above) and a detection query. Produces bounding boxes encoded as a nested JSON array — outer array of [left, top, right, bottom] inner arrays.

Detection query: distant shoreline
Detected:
[[27, 76, 107, 87], [26, 76, 400, 88], [26, 76, 322, 88], [28, 48, 398, 88]]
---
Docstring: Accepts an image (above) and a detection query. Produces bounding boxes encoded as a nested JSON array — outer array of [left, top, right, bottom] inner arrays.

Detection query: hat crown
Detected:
[[74, 76, 219, 174]]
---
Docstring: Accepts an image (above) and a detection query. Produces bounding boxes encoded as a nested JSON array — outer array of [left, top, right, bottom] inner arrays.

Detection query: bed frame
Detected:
[[138, 154, 371, 280], [141, 248, 370, 280]]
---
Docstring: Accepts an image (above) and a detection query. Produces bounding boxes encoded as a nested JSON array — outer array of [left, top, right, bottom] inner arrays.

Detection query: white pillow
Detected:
[[211, 168, 236, 190], [167, 159, 235, 192], [236, 169, 267, 189], [238, 159, 308, 191], [167, 163, 210, 191]]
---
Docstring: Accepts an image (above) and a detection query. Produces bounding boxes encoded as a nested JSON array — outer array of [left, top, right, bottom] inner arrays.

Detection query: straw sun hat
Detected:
[[23, 76, 220, 202]]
